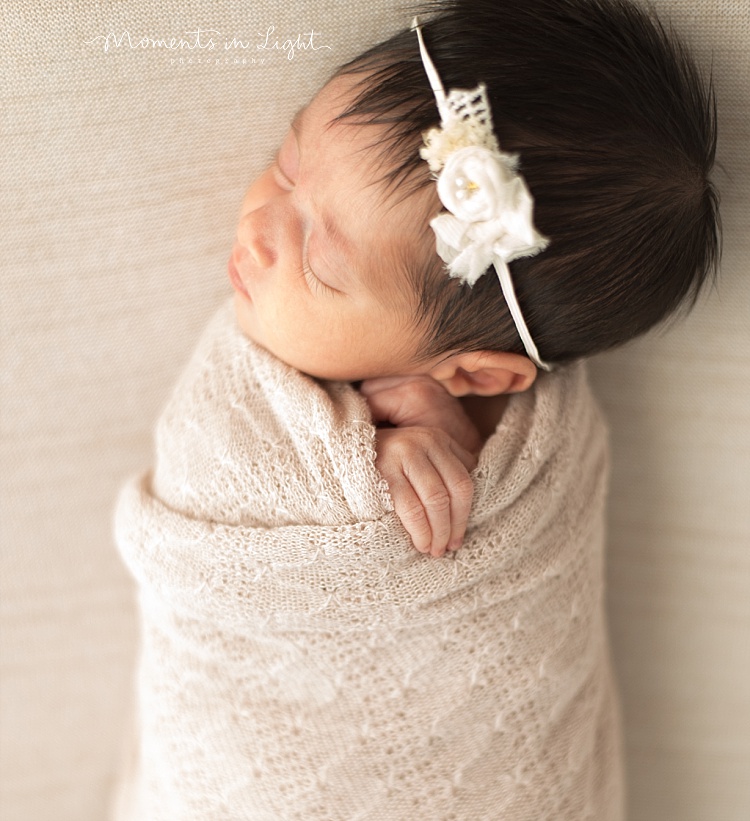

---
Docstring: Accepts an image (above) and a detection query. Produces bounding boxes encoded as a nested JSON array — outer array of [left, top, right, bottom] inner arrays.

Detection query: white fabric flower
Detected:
[[430, 146, 549, 284], [436, 146, 518, 221]]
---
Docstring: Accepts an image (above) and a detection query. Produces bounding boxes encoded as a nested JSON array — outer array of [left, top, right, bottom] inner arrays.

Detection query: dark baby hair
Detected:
[[333, 0, 720, 365]]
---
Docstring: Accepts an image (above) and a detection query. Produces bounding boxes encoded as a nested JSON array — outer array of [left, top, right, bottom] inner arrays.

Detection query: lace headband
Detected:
[[412, 18, 552, 371]]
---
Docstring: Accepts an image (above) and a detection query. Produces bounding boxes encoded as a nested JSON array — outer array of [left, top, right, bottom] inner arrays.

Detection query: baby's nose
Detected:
[[236, 209, 276, 269]]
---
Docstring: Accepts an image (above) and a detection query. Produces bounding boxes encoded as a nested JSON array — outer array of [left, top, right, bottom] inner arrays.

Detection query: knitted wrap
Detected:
[[113, 300, 624, 820]]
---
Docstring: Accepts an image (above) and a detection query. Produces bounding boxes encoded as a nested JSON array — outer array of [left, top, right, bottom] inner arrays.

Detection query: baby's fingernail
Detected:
[[448, 541, 461, 551]]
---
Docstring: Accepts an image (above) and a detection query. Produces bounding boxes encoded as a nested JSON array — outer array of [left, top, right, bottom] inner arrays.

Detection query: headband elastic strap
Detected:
[[412, 19, 448, 118], [494, 258, 550, 371]]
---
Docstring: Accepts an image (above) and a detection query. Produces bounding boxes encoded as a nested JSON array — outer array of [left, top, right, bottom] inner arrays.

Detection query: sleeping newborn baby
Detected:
[[113, 1, 718, 818]]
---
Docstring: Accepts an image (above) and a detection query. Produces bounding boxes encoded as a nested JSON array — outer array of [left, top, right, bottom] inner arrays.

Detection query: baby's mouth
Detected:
[[228, 251, 251, 300]]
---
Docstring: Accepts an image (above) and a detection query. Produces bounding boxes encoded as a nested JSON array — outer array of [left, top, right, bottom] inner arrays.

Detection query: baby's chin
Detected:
[[232, 293, 264, 348]]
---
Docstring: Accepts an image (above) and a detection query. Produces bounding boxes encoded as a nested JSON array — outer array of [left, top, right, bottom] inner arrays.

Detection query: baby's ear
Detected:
[[427, 350, 537, 397]]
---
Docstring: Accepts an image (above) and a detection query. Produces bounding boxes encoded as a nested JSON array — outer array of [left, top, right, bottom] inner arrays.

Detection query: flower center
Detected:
[[454, 176, 480, 200]]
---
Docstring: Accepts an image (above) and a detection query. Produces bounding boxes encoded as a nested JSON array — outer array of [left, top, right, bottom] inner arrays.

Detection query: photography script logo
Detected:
[[84, 26, 332, 61]]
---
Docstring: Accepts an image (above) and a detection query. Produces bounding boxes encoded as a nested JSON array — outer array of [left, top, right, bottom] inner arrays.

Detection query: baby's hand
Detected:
[[360, 376, 481, 557], [360, 376, 482, 455], [371, 426, 476, 556]]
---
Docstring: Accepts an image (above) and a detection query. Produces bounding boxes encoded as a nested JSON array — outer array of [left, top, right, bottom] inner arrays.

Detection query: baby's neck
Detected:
[[460, 394, 509, 443]]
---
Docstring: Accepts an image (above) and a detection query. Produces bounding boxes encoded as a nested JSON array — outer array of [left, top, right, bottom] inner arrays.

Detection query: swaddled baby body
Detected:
[[114, 301, 621, 819]]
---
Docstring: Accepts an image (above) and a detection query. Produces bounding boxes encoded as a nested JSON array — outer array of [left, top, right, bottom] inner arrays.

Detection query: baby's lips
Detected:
[[227, 255, 249, 299]]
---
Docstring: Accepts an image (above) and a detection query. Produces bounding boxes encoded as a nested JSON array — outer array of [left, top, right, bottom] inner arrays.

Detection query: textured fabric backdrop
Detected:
[[0, 2, 747, 820]]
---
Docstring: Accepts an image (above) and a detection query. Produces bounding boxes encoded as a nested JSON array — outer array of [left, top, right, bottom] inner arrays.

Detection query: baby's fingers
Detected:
[[404, 454, 456, 556], [382, 468, 435, 554], [428, 443, 476, 554], [374, 428, 477, 557]]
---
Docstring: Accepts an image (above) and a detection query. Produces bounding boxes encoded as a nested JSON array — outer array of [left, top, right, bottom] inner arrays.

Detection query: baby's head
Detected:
[[230, 0, 719, 392]]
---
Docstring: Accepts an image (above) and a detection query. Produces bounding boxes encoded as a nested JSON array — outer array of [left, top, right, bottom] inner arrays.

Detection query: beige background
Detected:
[[1, 1, 747, 819]]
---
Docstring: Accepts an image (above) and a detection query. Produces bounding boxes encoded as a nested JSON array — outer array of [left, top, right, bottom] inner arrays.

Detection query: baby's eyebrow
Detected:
[[321, 210, 351, 260]]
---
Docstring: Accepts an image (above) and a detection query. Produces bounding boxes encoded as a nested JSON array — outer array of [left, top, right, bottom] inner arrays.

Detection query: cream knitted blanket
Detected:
[[114, 301, 624, 821]]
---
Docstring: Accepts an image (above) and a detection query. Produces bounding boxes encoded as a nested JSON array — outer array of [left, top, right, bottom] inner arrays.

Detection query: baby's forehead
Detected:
[[299, 76, 440, 295]]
